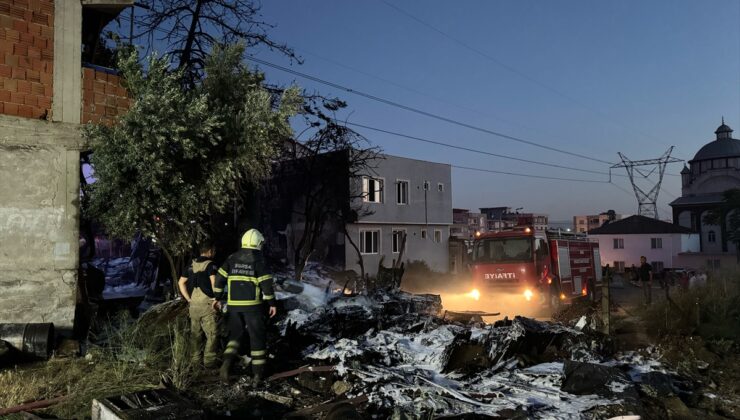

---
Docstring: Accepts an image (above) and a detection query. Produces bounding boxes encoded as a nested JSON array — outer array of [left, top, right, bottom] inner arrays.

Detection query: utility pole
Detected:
[[602, 273, 610, 335], [611, 147, 682, 219], [423, 180, 428, 225], [129, 6, 134, 44]]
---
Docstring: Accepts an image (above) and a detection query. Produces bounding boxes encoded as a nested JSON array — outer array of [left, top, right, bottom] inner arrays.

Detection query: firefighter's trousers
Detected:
[[225, 307, 267, 376], [189, 288, 220, 367]]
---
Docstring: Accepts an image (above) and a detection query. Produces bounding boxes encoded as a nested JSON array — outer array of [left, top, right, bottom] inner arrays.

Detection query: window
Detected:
[[421, 229, 427, 239], [396, 180, 409, 205], [434, 229, 442, 243], [708, 230, 716, 243], [651, 261, 664, 272], [359, 230, 380, 254], [437, 183, 444, 192], [614, 261, 625, 272], [650, 238, 663, 249], [578, 219, 585, 225], [392, 229, 406, 253], [534, 239, 549, 271], [613, 238, 624, 249], [473, 238, 534, 263], [362, 177, 384, 203]]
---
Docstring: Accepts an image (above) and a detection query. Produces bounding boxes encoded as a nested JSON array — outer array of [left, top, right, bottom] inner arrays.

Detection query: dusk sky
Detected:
[[245, 0, 740, 223]]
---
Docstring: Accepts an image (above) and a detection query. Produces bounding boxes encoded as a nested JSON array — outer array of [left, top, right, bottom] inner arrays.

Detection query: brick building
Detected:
[[0, 0, 132, 332]]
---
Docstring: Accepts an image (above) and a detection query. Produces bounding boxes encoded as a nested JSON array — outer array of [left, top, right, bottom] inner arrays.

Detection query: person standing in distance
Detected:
[[638, 256, 653, 305]]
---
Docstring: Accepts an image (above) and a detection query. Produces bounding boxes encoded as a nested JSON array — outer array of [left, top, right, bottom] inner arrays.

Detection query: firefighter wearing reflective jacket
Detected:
[[213, 229, 277, 384]]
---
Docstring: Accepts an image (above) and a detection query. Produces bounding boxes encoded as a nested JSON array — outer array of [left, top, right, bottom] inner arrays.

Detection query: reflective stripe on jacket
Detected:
[[214, 248, 275, 307]]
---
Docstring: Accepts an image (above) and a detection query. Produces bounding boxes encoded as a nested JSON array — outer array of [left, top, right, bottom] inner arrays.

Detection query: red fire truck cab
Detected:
[[470, 227, 602, 304]]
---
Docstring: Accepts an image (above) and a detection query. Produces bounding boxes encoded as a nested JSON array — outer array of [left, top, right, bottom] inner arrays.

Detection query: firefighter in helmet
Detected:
[[213, 228, 277, 384]]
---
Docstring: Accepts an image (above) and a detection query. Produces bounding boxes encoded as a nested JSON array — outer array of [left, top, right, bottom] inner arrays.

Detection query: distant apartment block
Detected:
[[451, 208, 487, 239], [451, 208, 470, 239], [573, 210, 624, 233], [479, 207, 548, 232]]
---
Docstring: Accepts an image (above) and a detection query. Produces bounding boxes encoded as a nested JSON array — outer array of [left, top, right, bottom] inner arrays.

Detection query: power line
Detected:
[[132, 14, 687, 178], [295, 48, 582, 142], [246, 55, 616, 165], [302, 46, 681, 179], [345, 121, 620, 178], [609, 181, 636, 197], [345, 120, 692, 204], [342, 122, 697, 196], [379, 0, 675, 154], [451, 165, 609, 183], [134, 19, 685, 179]]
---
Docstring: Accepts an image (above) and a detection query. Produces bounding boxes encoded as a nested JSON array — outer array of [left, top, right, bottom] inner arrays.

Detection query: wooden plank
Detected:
[[0, 396, 66, 416]]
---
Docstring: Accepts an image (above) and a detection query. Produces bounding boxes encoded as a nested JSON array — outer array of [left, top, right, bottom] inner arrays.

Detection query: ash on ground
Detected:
[[187, 264, 710, 419]]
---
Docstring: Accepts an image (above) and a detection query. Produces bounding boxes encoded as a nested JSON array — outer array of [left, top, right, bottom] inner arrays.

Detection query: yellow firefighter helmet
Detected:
[[241, 229, 265, 250]]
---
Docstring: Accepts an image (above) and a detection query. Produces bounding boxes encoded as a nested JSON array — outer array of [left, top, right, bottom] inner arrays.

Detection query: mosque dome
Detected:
[[691, 120, 740, 162]]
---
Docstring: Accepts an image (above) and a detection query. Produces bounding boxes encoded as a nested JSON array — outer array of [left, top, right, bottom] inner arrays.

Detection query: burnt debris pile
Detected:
[[252, 281, 645, 418]]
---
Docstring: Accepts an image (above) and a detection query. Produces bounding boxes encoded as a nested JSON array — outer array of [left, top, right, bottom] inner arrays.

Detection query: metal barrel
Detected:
[[0, 323, 55, 359]]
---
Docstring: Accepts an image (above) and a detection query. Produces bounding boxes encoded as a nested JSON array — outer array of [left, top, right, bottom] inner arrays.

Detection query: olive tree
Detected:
[[84, 44, 301, 287]]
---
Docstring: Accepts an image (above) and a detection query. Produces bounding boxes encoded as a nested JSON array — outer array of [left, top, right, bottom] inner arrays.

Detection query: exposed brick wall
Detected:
[[81, 66, 129, 125], [0, 0, 54, 119]]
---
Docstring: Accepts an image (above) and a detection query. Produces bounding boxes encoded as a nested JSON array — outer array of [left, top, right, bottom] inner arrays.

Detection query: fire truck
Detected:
[[470, 226, 601, 304]]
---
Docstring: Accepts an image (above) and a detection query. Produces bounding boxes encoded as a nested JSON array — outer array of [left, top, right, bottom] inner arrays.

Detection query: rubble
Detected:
[[91, 389, 204, 420], [266, 277, 622, 418], [246, 264, 740, 417], [561, 360, 638, 400], [60, 262, 728, 418]]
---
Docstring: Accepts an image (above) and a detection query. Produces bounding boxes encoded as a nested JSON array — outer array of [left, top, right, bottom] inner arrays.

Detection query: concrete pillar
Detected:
[[0, 115, 83, 331], [52, 0, 83, 124]]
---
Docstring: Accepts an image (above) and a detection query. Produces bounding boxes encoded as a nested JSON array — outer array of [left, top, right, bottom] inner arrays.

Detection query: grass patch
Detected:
[[0, 303, 196, 419], [640, 268, 740, 341]]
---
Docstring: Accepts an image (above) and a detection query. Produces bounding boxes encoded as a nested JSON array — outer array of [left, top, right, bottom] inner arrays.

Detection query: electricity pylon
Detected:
[[611, 147, 682, 219]]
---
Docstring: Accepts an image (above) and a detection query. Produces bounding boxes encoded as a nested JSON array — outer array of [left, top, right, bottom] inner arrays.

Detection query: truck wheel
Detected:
[[550, 294, 561, 310]]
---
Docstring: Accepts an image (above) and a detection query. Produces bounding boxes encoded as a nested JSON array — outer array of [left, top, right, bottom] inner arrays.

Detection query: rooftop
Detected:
[[588, 215, 694, 235], [669, 193, 725, 207]]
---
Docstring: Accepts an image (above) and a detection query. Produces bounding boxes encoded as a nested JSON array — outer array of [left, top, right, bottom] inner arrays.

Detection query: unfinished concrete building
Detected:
[[0, 0, 131, 332]]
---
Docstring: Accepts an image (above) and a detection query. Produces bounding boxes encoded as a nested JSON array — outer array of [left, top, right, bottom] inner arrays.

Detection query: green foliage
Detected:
[[703, 188, 740, 255], [83, 44, 301, 263], [642, 269, 740, 341]]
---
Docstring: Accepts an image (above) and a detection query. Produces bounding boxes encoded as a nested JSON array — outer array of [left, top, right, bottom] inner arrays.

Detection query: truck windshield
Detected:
[[474, 238, 533, 263]]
